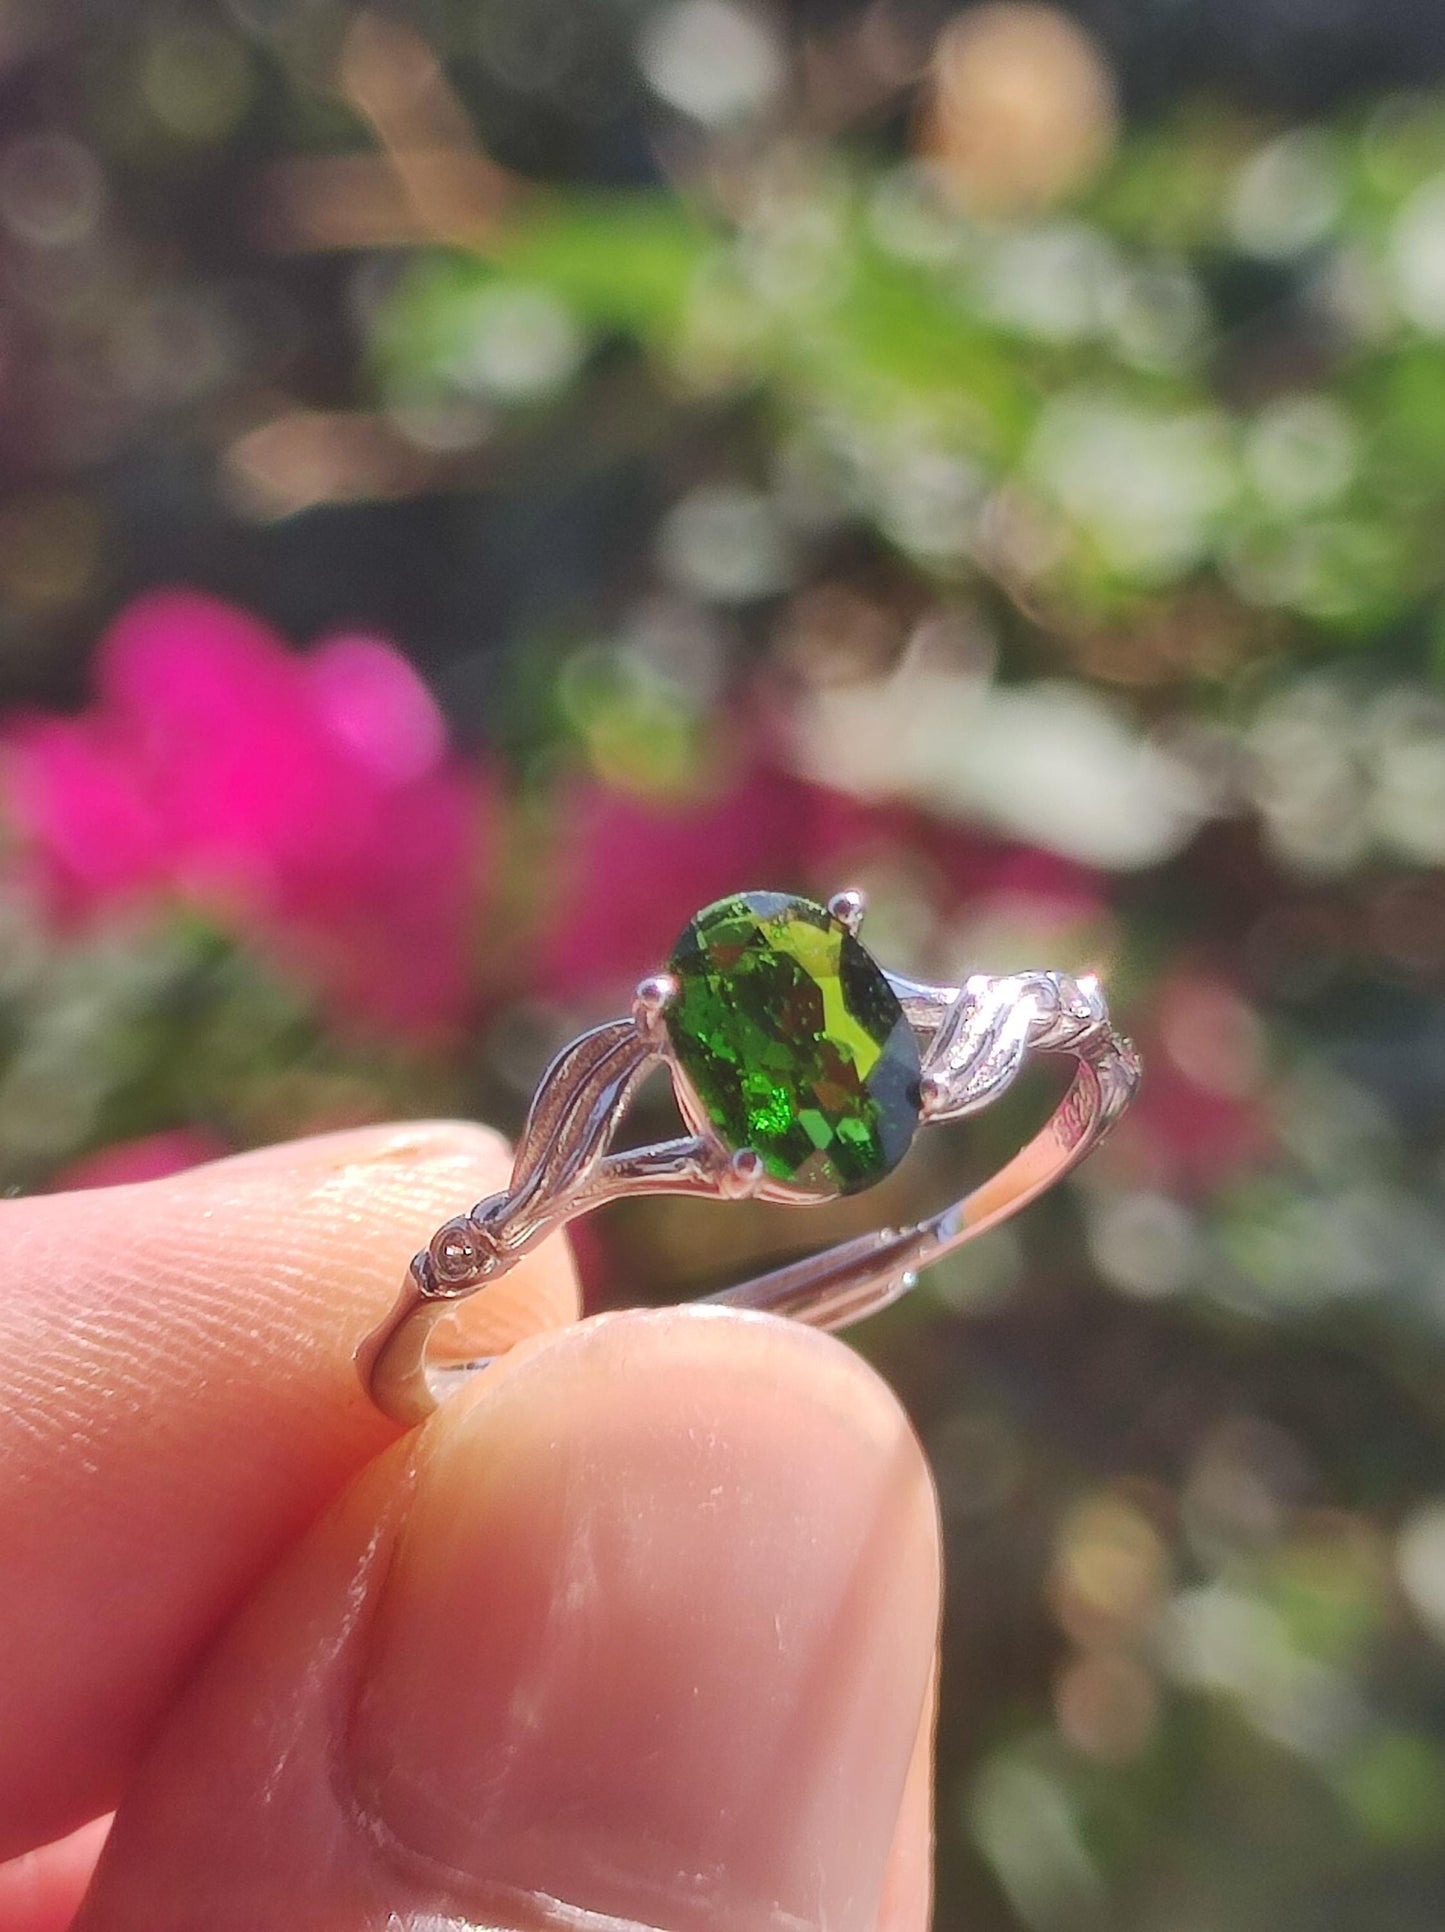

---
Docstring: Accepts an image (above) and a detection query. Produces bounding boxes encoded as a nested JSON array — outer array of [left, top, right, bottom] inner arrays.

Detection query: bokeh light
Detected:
[[920, 4, 1118, 216]]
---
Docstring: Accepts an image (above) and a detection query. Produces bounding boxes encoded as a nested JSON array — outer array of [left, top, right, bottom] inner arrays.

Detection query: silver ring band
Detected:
[[359, 891, 1141, 1424]]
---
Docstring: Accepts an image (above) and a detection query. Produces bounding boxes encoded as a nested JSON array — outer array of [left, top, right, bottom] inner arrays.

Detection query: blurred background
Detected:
[[4, 0, 1445, 1923]]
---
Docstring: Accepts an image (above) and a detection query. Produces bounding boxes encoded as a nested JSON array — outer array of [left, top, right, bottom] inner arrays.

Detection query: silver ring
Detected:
[[359, 888, 1142, 1424]]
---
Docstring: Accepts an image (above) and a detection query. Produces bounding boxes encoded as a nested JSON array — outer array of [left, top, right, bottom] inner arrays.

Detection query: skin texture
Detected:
[[0, 1124, 941, 1931]]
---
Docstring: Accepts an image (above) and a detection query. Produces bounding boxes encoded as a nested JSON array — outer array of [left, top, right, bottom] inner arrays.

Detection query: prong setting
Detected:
[[828, 887, 867, 935], [721, 1146, 767, 1198], [632, 971, 679, 1040]]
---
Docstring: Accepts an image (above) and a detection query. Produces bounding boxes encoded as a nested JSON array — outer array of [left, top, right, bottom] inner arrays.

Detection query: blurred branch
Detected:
[[222, 408, 461, 518], [256, 8, 520, 254], [254, 151, 518, 254]]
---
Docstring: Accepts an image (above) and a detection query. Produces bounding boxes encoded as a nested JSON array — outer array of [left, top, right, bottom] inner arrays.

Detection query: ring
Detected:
[[359, 888, 1142, 1424]]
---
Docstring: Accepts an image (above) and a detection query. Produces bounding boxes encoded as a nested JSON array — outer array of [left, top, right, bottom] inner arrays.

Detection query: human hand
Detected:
[[0, 1124, 939, 1932]]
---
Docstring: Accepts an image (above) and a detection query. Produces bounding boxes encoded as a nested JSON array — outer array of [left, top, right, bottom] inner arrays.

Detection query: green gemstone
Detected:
[[664, 891, 922, 1196]]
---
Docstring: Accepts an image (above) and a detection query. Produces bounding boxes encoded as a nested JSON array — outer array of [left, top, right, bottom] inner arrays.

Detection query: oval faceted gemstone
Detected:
[[665, 891, 922, 1196]]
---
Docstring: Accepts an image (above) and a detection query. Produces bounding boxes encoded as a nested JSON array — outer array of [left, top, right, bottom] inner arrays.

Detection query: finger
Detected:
[[0, 1122, 578, 1859], [0, 1817, 110, 1932], [76, 1307, 941, 1932]]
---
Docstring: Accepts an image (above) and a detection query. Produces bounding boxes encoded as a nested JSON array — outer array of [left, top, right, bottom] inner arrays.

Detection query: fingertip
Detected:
[[182, 1119, 514, 1183], [0, 1116, 578, 1856], [0, 1816, 110, 1932], [353, 1306, 940, 1932], [79, 1114, 580, 1370], [76, 1309, 940, 1932]]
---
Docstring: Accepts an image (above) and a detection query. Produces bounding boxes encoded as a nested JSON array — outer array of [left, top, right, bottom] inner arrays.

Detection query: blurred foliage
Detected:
[[4, 2, 1445, 1926]]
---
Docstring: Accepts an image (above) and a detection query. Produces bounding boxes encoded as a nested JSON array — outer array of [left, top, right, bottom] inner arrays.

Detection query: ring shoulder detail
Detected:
[[411, 1018, 656, 1298], [406, 1010, 769, 1302], [903, 969, 1128, 1125]]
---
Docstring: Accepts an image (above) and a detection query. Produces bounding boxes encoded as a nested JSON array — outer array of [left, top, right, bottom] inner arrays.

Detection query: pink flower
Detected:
[[1114, 969, 1273, 1194], [50, 1128, 228, 1192], [536, 739, 1109, 1000], [4, 590, 491, 1037], [943, 839, 1104, 918], [536, 754, 893, 1000]]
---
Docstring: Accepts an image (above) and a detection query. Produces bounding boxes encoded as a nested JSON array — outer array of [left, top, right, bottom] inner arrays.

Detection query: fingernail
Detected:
[[348, 1307, 940, 1932]]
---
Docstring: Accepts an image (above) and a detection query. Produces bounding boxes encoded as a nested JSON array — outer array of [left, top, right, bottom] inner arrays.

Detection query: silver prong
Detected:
[[828, 887, 867, 935], [720, 1146, 766, 1199], [632, 972, 679, 1039], [918, 1070, 948, 1120]]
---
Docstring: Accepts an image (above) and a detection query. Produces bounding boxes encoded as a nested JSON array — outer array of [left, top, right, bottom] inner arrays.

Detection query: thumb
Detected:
[[75, 1307, 940, 1932]]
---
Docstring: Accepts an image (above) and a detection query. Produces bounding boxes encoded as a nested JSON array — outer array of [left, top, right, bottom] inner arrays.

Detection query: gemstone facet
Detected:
[[664, 890, 922, 1196]]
